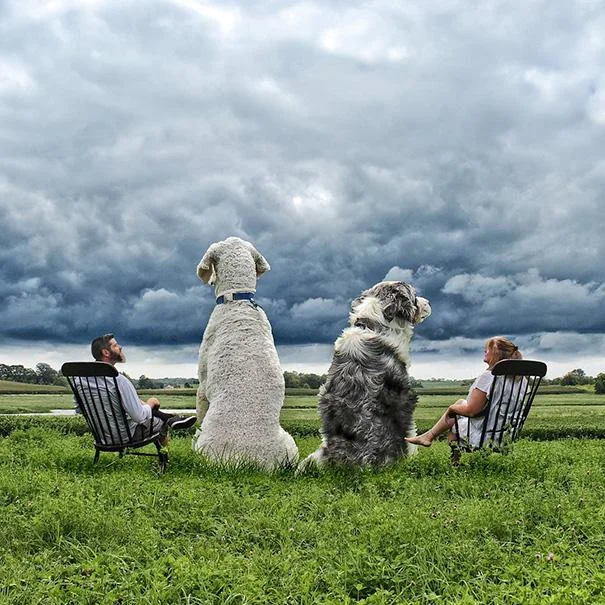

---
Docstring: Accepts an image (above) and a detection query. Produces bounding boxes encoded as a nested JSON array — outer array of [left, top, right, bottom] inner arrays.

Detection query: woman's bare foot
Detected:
[[405, 431, 434, 447]]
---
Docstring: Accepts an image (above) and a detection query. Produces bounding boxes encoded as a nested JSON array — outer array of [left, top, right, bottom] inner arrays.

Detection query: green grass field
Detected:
[[1, 388, 605, 603], [3, 391, 605, 435], [1, 427, 604, 604]]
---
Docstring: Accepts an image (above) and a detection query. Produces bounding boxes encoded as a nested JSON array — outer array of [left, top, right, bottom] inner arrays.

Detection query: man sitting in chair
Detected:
[[89, 333, 196, 445]]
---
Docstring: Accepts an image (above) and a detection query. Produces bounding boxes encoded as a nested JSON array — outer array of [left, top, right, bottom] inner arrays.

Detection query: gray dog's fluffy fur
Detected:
[[300, 281, 431, 469]]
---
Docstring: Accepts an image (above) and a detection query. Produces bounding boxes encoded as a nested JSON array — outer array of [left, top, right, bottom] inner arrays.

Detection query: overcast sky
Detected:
[[2, 0, 605, 380]]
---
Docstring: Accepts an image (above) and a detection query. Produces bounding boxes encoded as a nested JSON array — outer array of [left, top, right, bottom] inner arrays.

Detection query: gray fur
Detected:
[[300, 280, 431, 469]]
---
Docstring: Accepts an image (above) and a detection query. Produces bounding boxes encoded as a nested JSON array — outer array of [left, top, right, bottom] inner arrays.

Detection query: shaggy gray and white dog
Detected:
[[300, 281, 431, 469], [192, 236, 298, 470]]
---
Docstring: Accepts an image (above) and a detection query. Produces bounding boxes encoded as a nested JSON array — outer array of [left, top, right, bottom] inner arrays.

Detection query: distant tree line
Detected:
[[2, 362, 605, 394], [543, 368, 594, 386], [0, 363, 67, 386], [137, 375, 164, 390], [137, 376, 200, 389], [283, 371, 327, 389], [541, 368, 605, 395], [283, 371, 422, 389]]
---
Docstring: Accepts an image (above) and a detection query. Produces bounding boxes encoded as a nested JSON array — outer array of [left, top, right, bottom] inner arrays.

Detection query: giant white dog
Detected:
[[300, 281, 431, 469], [192, 236, 298, 469]]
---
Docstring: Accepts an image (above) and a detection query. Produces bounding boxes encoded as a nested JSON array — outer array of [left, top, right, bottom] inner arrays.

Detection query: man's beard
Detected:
[[109, 350, 126, 364]]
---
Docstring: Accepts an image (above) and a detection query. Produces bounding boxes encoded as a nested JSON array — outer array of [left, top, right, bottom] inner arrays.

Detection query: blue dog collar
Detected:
[[216, 292, 256, 304]]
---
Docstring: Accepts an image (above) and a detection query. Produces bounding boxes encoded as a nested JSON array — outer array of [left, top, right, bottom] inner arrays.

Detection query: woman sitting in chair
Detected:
[[406, 336, 523, 451]]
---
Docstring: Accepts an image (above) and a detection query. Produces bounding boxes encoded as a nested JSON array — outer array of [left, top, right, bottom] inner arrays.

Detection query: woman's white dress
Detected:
[[454, 370, 527, 448]]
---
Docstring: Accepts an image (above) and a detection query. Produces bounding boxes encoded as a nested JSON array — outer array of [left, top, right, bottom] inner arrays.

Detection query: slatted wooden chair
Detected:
[[61, 361, 168, 473], [450, 359, 547, 464]]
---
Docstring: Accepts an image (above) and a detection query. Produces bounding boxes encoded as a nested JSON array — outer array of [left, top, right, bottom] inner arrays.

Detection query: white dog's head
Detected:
[[197, 236, 270, 296], [350, 281, 431, 329]]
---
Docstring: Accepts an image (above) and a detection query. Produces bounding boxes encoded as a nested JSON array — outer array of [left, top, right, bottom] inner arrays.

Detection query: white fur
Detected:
[[342, 293, 430, 368], [193, 237, 298, 470], [349, 296, 385, 326], [337, 318, 415, 368]]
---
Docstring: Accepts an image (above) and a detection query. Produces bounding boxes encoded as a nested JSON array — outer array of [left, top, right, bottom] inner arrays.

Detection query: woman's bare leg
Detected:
[[405, 412, 456, 447]]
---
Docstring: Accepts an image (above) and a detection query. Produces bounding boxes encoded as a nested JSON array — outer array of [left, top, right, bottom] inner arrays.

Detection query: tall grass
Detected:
[[4, 391, 605, 444], [1, 427, 604, 603]]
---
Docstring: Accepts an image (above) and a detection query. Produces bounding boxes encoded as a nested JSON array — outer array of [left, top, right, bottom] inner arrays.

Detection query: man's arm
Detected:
[[116, 374, 153, 424]]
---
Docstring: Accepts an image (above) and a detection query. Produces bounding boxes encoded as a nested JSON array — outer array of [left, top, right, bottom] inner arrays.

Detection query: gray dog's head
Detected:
[[350, 281, 431, 328]]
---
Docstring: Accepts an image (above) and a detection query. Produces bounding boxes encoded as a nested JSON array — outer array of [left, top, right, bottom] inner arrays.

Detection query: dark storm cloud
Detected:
[[2, 0, 605, 357]]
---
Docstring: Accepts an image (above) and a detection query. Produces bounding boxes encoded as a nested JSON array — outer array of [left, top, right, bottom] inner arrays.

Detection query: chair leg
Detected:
[[159, 451, 168, 474], [155, 441, 168, 474], [450, 442, 462, 466], [93, 448, 100, 464]]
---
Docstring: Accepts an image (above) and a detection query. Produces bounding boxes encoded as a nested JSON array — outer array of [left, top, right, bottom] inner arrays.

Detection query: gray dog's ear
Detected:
[[382, 283, 416, 323], [197, 244, 218, 284], [251, 248, 270, 277]]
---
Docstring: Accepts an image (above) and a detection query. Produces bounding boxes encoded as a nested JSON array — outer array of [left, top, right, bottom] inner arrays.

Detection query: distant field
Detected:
[[2, 391, 605, 441], [0, 380, 69, 394], [1, 391, 603, 413], [0, 378, 592, 397], [0, 381, 317, 397]]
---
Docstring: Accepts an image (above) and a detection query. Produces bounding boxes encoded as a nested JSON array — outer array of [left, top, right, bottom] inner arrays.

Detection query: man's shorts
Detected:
[[132, 416, 164, 442]]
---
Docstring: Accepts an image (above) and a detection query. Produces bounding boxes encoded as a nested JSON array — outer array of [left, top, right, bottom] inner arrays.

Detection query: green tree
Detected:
[[409, 376, 423, 388], [137, 375, 154, 389], [284, 371, 327, 389], [560, 372, 577, 386], [8, 365, 38, 383], [303, 373, 324, 389], [284, 371, 302, 388], [595, 373, 605, 394], [53, 374, 68, 387], [35, 362, 58, 385], [561, 369, 593, 386]]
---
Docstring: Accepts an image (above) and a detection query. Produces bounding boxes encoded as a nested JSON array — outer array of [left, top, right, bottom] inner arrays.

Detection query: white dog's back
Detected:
[[194, 304, 297, 467], [192, 237, 298, 470]]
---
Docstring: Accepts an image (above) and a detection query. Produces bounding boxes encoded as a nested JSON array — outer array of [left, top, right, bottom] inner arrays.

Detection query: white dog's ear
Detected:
[[252, 249, 271, 277], [197, 244, 218, 284]]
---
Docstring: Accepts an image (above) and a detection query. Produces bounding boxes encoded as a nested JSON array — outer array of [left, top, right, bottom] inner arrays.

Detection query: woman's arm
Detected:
[[447, 388, 488, 418]]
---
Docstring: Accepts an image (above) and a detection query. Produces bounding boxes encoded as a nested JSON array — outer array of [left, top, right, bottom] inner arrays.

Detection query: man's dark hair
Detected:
[[91, 334, 114, 361]]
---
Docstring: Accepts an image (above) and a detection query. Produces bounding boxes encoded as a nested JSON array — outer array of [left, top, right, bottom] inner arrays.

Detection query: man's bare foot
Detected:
[[405, 432, 434, 447]]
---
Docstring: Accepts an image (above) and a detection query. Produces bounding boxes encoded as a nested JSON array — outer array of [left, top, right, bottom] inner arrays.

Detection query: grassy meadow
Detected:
[[3, 388, 605, 438], [1, 386, 605, 603]]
